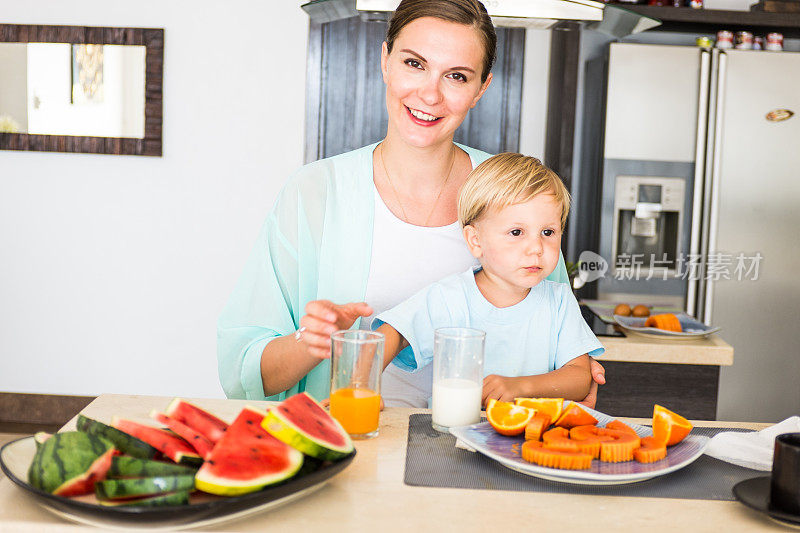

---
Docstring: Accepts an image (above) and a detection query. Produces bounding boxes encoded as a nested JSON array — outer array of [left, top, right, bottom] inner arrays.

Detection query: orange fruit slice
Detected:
[[553, 403, 598, 429], [652, 404, 693, 446], [486, 399, 535, 437], [515, 398, 563, 423], [634, 436, 667, 463], [521, 441, 593, 470], [524, 413, 551, 441]]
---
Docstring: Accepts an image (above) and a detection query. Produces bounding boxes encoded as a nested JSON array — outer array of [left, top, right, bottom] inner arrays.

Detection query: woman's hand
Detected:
[[578, 358, 606, 409], [297, 300, 373, 360]]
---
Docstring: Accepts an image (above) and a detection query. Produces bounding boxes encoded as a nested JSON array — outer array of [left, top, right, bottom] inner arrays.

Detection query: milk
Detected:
[[432, 378, 482, 430]]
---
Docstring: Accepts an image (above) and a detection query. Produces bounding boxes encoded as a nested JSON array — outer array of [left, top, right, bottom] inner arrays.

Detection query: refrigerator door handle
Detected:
[[686, 49, 712, 317], [702, 50, 728, 325]]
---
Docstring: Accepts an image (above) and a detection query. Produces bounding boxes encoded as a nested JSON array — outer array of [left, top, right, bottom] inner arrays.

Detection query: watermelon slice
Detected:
[[98, 490, 190, 507], [150, 411, 214, 460], [28, 431, 116, 497], [95, 475, 195, 500], [77, 414, 160, 460], [261, 392, 354, 461], [165, 398, 228, 444], [108, 455, 198, 478], [194, 406, 303, 496], [112, 418, 203, 467]]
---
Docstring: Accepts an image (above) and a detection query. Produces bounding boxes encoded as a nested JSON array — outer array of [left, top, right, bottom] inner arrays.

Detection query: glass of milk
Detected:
[[431, 327, 485, 433]]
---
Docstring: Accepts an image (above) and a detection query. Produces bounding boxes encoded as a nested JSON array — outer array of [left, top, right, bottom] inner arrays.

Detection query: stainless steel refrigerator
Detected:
[[597, 43, 800, 422]]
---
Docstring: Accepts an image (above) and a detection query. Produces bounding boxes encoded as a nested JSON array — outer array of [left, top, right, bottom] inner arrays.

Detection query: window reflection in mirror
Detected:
[[0, 42, 145, 138]]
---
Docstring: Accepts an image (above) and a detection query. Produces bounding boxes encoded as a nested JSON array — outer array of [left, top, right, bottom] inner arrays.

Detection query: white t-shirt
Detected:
[[362, 187, 478, 407]]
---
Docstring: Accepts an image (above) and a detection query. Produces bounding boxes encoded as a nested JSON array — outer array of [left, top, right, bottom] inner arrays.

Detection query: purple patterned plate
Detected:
[[449, 403, 709, 485]]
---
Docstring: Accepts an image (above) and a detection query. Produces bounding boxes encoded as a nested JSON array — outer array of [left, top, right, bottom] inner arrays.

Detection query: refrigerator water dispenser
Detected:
[[612, 176, 684, 274]]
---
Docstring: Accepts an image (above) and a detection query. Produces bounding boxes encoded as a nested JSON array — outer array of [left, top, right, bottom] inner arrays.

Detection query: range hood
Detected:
[[301, 0, 660, 37]]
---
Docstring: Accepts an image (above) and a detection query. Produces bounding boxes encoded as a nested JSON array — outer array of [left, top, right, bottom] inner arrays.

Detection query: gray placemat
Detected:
[[404, 414, 759, 500]]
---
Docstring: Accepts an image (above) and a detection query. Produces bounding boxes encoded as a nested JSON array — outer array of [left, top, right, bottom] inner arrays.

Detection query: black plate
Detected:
[[732, 476, 800, 527], [1, 436, 355, 528]]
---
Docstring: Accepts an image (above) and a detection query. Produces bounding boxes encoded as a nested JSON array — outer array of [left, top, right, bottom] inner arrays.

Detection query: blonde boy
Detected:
[[373, 153, 603, 404]]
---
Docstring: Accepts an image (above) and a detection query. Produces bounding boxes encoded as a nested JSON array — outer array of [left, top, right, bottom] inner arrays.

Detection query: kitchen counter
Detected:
[[0, 394, 778, 532], [589, 326, 734, 419], [601, 333, 733, 366]]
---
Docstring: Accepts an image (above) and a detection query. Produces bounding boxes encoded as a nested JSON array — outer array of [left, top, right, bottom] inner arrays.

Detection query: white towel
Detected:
[[704, 416, 800, 471]]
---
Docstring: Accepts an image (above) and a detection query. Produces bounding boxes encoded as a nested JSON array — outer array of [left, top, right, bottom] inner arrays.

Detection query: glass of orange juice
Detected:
[[329, 330, 384, 439]]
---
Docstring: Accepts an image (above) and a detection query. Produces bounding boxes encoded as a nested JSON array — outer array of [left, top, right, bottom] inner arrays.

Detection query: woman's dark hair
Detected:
[[385, 0, 497, 83]]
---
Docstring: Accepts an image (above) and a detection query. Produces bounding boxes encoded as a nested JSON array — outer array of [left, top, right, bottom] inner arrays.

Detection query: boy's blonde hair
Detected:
[[457, 152, 571, 228]]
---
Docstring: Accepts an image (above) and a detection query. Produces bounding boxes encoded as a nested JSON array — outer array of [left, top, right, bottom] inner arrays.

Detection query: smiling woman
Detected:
[[217, 0, 600, 407]]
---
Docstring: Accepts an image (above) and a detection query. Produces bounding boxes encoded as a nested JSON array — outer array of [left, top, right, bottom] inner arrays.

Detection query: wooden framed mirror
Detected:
[[0, 24, 163, 156]]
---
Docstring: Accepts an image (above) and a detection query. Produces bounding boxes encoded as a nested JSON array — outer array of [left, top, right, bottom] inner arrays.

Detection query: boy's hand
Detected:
[[482, 375, 527, 406], [297, 300, 373, 360], [578, 358, 606, 409]]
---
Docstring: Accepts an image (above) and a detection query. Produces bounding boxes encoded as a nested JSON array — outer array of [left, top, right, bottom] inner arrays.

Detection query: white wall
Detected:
[[0, 1, 309, 399]]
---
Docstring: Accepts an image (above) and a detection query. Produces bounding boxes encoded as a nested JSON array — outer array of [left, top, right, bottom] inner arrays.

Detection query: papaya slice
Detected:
[[634, 436, 667, 463], [569, 425, 608, 440], [574, 440, 602, 459], [545, 438, 579, 453], [540, 426, 578, 452], [553, 403, 598, 429], [569, 425, 614, 459], [524, 413, 551, 442], [652, 404, 693, 446], [521, 441, 593, 470], [542, 427, 569, 443], [515, 398, 564, 423], [597, 428, 641, 463], [644, 313, 682, 332], [604, 419, 638, 436]]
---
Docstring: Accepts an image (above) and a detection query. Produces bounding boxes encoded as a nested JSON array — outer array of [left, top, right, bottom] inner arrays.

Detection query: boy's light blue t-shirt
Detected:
[[373, 268, 604, 378]]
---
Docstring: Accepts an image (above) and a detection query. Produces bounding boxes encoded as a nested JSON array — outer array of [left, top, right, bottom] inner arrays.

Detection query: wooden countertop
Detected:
[[601, 333, 734, 366], [0, 394, 777, 532]]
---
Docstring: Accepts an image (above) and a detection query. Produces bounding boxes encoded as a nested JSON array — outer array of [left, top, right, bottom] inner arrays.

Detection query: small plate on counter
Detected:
[[580, 299, 682, 324], [613, 313, 721, 340]]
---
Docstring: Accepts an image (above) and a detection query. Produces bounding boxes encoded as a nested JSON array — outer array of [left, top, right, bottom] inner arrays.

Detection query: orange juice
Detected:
[[329, 387, 381, 436]]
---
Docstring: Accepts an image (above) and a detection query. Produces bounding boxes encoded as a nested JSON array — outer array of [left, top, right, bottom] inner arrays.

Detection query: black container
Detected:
[[771, 433, 800, 515]]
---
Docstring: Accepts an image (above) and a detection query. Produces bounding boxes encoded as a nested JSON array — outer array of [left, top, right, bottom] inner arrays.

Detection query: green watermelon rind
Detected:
[[27, 431, 116, 496], [98, 489, 191, 507], [76, 414, 160, 460], [261, 396, 354, 461], [194, 406, 304, 497], [95, 474, 196, 500]]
